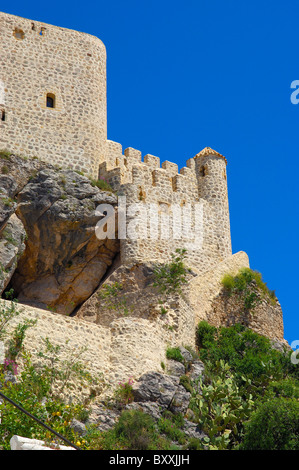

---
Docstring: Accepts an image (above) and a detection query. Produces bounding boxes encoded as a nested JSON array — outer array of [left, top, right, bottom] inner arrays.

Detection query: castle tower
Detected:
[[0, 12, 107, 178], [194, 147, 232, 258]]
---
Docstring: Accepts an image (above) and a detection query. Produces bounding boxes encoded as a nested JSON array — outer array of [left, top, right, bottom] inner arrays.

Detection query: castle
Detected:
[[0, 13, 285, 393], [0, 11, 231, 275]]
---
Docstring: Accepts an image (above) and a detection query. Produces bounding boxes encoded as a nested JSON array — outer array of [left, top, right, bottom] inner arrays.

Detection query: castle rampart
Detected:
[[100, 141, 232, 273]]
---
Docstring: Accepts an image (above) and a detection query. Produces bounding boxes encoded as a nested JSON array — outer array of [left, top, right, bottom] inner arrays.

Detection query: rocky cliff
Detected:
[[0, 152, 119, 314]]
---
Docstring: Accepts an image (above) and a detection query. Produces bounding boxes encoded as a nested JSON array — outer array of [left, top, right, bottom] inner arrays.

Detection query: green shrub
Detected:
[[196, 321, 217, 349], [241, 398, 299, 450], [98, 282, 132, 317], [184, 437, 203, 450], [158, 416, 187, 445], [0, 376, 84, 450], [90, 178, 114, 192], [221, 267, 276, 309], [189, 360, 254, 450], [114, 410, 157, 450], [166, 347, 184, 363], [6, 318, 37, 361], [153, 248, 190, 296], [196, 322, 292, 396], [179, 374, 193, 393], [0, 149, 12, 160], [265, 378, 299, 400]]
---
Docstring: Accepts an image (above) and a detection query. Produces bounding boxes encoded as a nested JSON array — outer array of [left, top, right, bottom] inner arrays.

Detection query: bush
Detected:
[[196, 321, 217, 349], [166, 347, 184, 363], [196, 322, 292, 396], [90, 178, 114, 192], [221, 268, 276, 308], [158, 416, 187, 445], [189, 360, 254, 449], [153, 248, 190, 296], [241, 398, 299, 450], [179, 375, 193, 393], [114, 410, 157, 450]]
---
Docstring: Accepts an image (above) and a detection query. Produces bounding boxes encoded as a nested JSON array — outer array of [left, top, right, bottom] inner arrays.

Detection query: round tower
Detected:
[[194, 147, 232, 259], [0, 12, 107, 178]]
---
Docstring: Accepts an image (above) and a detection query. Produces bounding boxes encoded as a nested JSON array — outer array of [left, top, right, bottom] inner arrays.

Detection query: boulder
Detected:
[[132, 372, 179, 411], [0, 213, 26, 294], [10, 168, 119, 314]]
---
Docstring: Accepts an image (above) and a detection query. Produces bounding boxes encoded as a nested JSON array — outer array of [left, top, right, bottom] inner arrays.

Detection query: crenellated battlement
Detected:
[[101, 140, 199, 201]]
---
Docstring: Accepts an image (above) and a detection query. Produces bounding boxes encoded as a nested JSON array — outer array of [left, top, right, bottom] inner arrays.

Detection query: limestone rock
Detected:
[[88, 404, 121, 432], [125, 402, 162, 422], [0, 213, 26, 294], [70, 419, 87, 437], [183, 420, 207, 440], [169, 384, 191, 415], [166, 359, 186, 377], [10, 168, 119, 314], [132, 372, 179, 411], [0, 153, 43, 229], [178, 346, 193, 363], [189, 360, 205, 382]]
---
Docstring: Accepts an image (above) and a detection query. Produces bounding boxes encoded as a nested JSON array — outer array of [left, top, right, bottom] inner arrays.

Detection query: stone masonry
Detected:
[[0, 12, 107, 177]]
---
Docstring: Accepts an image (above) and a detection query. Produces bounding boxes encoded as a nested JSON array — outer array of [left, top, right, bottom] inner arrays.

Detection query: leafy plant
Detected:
[[153, 248, 190, 297], [196, 322, 292, 397], [112, 377, 134, 408], [240, 397, 299, 450], [158, 415, 187, 445], [113, 410, 157, 450], [190, 360, 254, 449], [0, 300, 19, 340], [166, 347, 184, 363], [98, 282, 132, 317], [0, 149, 13, 160], [35, 337, 105, 400], [90, 178, 114, 193], [221, 267, 276, 311], [6, 318, 37, 361]]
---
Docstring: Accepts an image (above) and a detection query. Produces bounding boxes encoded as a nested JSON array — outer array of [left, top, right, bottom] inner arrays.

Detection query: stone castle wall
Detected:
[[2, 250, 282, 404], [100, 141, 232, 273], [0, 12, 107, 178]]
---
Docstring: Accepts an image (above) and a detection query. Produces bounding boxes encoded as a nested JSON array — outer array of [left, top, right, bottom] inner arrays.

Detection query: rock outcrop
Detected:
[[0, 153, 120, 314], [86, 349, 207, 446], [0, 214, 26, 294]]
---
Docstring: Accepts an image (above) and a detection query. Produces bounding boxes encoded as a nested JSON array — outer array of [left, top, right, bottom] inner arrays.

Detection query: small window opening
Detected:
[[31, 23, 36, 31], [13, 28, 25, 40], [1, 110, 5, 122], [39, 27, 46, 36], [199, 165, 207, 177], [46, 93, 55, 108]]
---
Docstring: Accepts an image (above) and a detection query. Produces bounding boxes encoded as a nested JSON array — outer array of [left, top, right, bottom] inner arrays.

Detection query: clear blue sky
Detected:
[[2, 0, 298, 345]]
